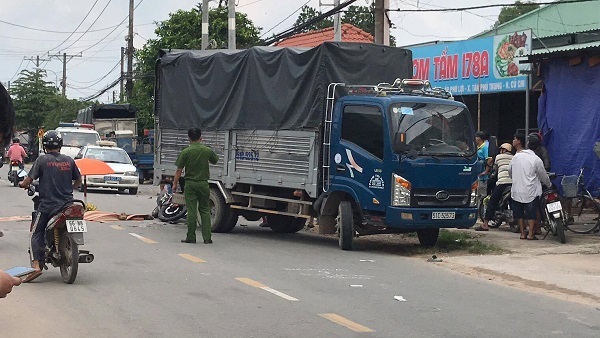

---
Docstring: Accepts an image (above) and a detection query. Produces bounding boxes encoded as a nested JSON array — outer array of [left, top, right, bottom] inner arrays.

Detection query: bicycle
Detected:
[[559, 168, 600, 234]]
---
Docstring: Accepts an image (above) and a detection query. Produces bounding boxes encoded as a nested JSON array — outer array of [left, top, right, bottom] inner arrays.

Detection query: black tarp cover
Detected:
[[156, 42, 412, 131]]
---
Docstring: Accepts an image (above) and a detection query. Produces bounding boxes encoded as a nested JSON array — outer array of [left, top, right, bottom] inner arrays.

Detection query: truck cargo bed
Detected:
[[155, 128, 321, 197]]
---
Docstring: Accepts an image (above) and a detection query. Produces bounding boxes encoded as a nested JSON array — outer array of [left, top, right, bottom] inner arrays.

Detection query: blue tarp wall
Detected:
[[538, 56, 600, 196]]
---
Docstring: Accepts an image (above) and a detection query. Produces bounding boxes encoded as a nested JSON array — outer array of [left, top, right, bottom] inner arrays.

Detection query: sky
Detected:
[[0, 0, 529, 101]]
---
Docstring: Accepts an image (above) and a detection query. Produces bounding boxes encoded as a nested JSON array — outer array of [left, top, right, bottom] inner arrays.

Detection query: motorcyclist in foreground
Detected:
[[19, 131, 82, 282]]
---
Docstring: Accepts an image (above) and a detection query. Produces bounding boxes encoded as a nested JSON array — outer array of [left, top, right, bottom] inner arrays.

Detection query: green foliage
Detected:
[[294, 5, 333, 33], [497, 1, 540, 26], [10, 69, 89, 132], [132, 6, 262, 131]]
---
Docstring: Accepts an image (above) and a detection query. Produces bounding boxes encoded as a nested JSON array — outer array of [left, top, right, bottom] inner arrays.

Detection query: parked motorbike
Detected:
[[27, 182, 94, 284], [8, 160, 25, 187], [155, 184, 187, 223], [478, 185, 519, 233], [539, 175, 566, 244]]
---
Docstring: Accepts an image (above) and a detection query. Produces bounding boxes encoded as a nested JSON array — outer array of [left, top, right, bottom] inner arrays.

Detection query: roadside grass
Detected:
[[357, 229, 506, 256]]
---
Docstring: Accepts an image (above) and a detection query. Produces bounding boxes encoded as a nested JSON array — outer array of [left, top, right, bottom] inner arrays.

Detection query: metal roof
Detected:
[[474, 0, 600, 39], [531, 40, 600, 55]]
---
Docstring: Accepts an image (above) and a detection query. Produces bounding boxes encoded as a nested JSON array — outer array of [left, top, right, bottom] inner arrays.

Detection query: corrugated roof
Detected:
[[474, 0, 600, 39], [531, 40, 600, 55], [274, 24, 373, 47]]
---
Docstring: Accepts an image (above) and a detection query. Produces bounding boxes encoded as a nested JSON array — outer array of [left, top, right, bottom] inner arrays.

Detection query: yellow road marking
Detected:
[[128, 233, 158, 244], [110, 225, 124, 230], [178, 254, 206, 263], [235, 277, 266, 288], [318, 313, 375, 333]]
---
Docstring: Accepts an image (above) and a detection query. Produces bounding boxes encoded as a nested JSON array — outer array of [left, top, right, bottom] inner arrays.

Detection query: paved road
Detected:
[[1, 179, 599, 337]]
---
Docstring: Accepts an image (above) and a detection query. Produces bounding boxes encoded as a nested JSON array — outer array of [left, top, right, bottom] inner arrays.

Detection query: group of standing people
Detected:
[[474, 131, 552, 240]]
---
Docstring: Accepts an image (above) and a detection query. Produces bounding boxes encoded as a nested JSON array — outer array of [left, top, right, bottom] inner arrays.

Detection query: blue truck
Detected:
[[154, 43, 480, 249]]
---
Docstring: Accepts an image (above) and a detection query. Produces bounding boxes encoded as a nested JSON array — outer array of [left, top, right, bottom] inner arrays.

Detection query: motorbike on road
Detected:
[[27, 182, 94, 283], [539, 174, 567, 244], [478, 185, 519, 233], [8, 160, 26, 187], [155, 184, 187, 223]]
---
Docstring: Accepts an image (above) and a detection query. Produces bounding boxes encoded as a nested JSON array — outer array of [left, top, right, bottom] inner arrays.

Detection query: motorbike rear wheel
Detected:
[[59, 232, 79, 284], [12, 170, 18, 187], [550, 217, 566, 244], [158, 204, 187, 222]]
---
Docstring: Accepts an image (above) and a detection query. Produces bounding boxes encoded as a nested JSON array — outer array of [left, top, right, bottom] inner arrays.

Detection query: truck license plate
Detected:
[[66, 220, 88, 233], [546, 201, 562, 213], [432, 212, 455, 220]]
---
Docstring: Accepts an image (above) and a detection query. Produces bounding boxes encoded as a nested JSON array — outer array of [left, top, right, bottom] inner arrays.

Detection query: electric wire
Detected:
[[60, 0, 114, 52], [48, 0, 100, 52], [387, 0, 597, 12], [259, 0, 312, 39]]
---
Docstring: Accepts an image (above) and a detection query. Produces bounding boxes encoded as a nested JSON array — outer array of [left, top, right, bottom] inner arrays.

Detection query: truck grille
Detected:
[[411, 189, 469, 207]]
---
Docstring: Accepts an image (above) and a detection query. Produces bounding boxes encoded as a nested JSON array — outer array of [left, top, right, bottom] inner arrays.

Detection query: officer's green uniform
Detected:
[[175, 142, 218, 242]]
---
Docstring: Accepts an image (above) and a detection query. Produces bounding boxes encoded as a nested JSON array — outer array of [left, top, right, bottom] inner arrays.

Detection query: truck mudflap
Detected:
[[385, 206, 478, 230]]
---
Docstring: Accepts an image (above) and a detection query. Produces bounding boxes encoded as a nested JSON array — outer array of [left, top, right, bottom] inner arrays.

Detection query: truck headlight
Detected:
[[124, 171, 138, 177], [470, 181, 478, 207], [392, 174, 411, 207]]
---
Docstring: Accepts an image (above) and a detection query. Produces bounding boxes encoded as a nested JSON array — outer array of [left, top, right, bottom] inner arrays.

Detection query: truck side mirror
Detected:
[[393, 131, 410, 153]]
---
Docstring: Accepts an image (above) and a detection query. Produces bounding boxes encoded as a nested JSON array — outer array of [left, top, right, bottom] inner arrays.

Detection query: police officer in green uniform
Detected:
[[172, 128, 218, 244]]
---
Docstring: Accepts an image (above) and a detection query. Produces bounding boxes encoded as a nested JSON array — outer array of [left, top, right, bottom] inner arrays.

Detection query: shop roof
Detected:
[[473, 0, 600, 39]]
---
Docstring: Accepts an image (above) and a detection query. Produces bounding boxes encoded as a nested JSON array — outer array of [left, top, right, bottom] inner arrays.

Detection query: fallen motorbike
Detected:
[[8, 160, 26, 187], [539, 175, 566, 244], [156, 184, 187, 223], [27, 182, 94, 283], [478, 185, 519, 233]]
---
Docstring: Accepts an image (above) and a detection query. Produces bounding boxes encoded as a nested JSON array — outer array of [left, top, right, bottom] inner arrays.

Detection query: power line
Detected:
[[259, 0, 312, 39], [0, 19, 155, 34], [387, 0, 597, 12], [60, 0, 114, 52], [8, 57, 26, 82], [48, 0, 100, 52]]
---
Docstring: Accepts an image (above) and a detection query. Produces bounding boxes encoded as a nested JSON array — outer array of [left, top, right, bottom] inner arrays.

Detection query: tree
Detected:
[[293, 5, 333, 33], [496, 1, 540, 26], [10, 69, 57, 130], [132, 6, 262, 131]]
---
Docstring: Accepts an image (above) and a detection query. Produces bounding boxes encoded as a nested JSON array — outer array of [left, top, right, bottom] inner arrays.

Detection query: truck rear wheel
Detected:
[[417, 228, 439, 247], [338, 201, 354, 250], [209, 188, 236, 233], [267, 215, 305, 233]]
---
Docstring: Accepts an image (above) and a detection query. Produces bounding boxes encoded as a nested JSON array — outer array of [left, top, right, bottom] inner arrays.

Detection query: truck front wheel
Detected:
[[417, 228, 439, 247], [338, 201, 354, 250]]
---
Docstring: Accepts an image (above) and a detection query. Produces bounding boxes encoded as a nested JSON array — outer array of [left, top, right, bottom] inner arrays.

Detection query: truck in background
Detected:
[[76, 103, 152, 181], [154, 43, 481, 250]]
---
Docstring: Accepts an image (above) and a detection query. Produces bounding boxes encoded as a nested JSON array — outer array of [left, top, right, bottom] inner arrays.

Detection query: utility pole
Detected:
[[49, 52, 82, 97], [202, 0, 209, 50], [374, 0, 390, 45], [25, 55, 51, 68], [333, 0, 341, 41], [228, 0, 236, 49], [120, 47, 125, 102], [126, 0, 134, 100]]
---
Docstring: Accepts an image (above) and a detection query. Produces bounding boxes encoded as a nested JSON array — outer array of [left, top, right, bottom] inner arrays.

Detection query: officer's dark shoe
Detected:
[[181, 239, 196, 243], [204, 239, 213, 244]]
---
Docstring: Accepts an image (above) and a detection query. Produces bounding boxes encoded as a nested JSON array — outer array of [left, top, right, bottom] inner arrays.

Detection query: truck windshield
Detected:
[[391, 102, 476, 156], [61, 132, 100, 148]]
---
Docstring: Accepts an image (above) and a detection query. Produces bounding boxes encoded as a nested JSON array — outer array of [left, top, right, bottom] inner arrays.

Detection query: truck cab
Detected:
[[54, 123, 101, 159], [322, 80, 480, 249]]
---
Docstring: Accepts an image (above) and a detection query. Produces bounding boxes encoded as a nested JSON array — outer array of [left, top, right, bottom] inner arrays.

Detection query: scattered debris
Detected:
[[350, 285, 363, 288], [427, 254, 443, 262], [359, 259, 375, 262], [394, 296, 407, 302]]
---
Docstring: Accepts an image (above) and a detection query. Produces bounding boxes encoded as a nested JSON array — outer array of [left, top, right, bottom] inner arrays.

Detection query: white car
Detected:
[[76, 145, 139, 195]]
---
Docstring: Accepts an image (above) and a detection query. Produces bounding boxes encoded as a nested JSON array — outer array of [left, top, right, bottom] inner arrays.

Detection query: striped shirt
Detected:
[[495, 153, 513, 185]]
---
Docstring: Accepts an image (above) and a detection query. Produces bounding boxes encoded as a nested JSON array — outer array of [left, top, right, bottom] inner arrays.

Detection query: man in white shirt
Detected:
[[509, 133, 551, 240]]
